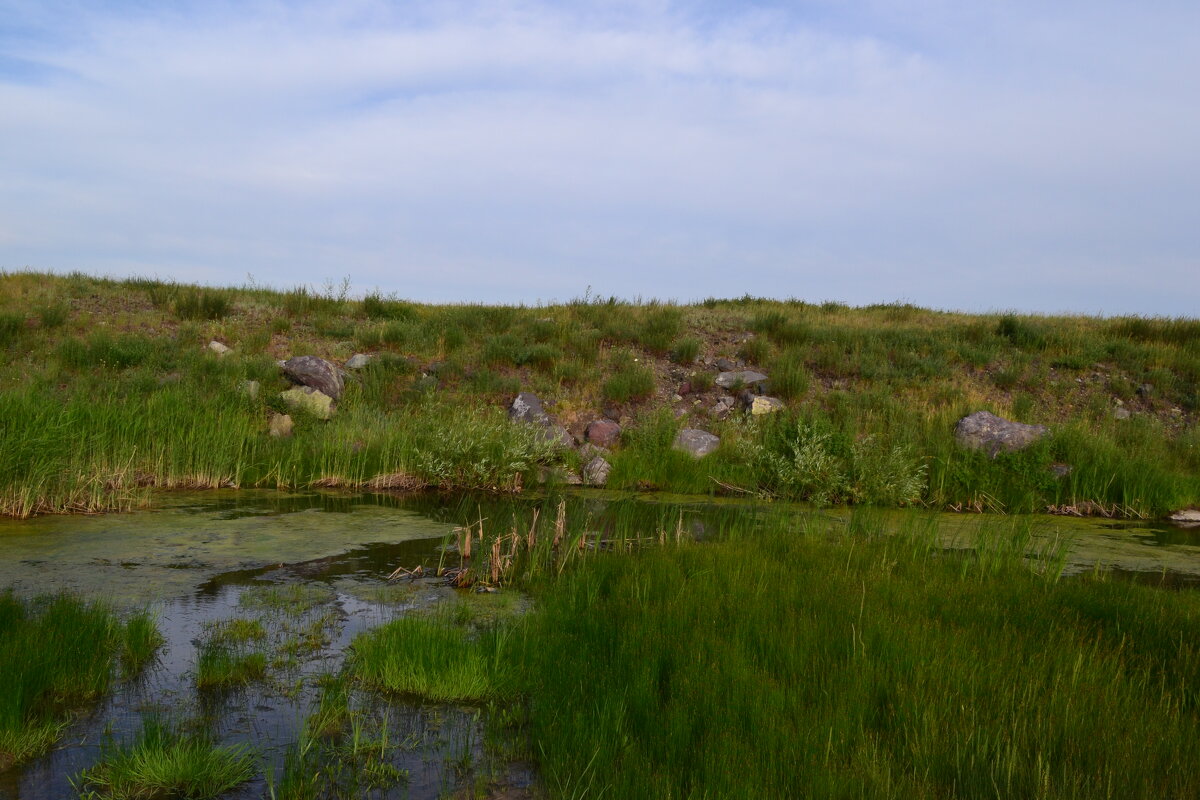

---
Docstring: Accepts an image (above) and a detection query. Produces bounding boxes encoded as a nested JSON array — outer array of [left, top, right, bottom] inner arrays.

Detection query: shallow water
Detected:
[[0, 489, 1197, 798]]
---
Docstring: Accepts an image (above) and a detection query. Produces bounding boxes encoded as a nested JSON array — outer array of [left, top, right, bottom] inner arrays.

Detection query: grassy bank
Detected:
[[1, 270, 1196, 517], [0, 592, 159, 769]]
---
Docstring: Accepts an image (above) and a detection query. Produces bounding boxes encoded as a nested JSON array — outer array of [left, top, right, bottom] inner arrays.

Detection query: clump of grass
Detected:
[[73, 718, 255, 799], [239, 582, 334, 615], [0, 312, 25, 345], [362, 292, 417, 321], [350, 614, 510, 703], [195, 644, 267, 690], [771, 348, 810, 400], [173, 289, 231, 321], [737, 336, 771, 364], [36, 303, 69, 328], [669, 338, 701, 365], [601, 351, 655, 405], [204, 618, 267, 645], [0, 592, 159, 768], [121, 611, 164, 675]]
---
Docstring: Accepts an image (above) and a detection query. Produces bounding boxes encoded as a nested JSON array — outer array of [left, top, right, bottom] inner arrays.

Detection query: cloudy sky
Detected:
[[1, 1, 1197, 315]]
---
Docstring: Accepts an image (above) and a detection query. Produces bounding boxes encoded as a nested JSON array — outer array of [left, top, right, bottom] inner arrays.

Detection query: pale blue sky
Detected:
[[1, 1, 1197, 314]]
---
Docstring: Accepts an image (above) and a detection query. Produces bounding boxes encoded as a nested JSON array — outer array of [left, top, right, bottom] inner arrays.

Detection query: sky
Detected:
[[1, 0, 1197, 315]]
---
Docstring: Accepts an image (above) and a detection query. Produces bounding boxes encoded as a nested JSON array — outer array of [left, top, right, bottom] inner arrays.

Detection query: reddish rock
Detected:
[[585, 419, 622, 448]]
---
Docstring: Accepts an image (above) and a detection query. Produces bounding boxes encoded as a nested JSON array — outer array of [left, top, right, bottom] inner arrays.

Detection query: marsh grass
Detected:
[[74, 718, 255, 799], [195, 642, 267, 690], [515, 515, 1200, 799], [0, 592, 160, 768]]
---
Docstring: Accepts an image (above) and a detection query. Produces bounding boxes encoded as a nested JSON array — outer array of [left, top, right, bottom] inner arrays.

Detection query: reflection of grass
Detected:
[[0, 591, 160, 768], [239, 583, 334, 615], [73, 718, 254, 799]]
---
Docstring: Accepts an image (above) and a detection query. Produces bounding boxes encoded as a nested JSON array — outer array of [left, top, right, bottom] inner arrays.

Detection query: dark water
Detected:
[[1, 489, 1198, 798]]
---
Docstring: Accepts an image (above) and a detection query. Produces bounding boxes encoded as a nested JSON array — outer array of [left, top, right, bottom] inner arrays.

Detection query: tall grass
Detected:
[[514, 517, 1200, 799], [0, 592, 160, 767]]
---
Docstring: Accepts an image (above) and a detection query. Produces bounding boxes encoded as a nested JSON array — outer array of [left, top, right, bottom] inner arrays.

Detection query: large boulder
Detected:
[[282, 356, 344, 400], [585, 419, 622, 448], [509, 392, 549, 425], [280, 387, 334, 420], [954, 411, 1048, 457], [715, 370, 768, 390], [673, 428, 720, 458]]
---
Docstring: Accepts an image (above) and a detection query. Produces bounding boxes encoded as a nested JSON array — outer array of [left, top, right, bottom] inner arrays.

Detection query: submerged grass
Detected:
[[0, 592, 160, 769]]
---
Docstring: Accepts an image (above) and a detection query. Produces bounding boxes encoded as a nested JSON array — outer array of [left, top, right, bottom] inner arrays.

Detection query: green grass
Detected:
[[195, 643, 267, 690], [513, 515, 1200, 799], [74, 718, 255, 799], [0, 592, 161, 768], [350, 614, 511, 703]]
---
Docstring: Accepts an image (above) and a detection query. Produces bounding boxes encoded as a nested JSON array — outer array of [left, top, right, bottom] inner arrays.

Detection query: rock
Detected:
[[673, 428, 720, 458], [1137, 383, 1154, 398], [240, 380, 260, 400], [280, 387, 334, 420], [207, 341, 231, 356], [582, 456, 612, 487], [579, 443, 610, 462], [1113, 407, 1132, 420], [679, 382, 692, 396], [715, 370, 769, 390], [268, 413, 294, 438], [509, 392, 549, 425], [585, 419, 622, 448], [282, 356, 344, 400], [715, 357, 737, 372], [1049, 463, 1073, 478], [345, 353, 373, 370], [750, 396, 785, 415], [602, 406, 621, 422], [954, 411, 1048, 457], [542, 424, 576, 449], [410, 375, 439, 393], [1168, 509, 1200, 525], [672, 394, 683, 402]]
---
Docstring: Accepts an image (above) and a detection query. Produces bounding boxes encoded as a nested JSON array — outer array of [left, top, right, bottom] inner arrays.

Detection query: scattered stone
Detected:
[[602, 406, 621, 422], [736, 389, 757, 410], [268, 413, 294, 438], [679, 382, 692, 396], [714, 357, 737, 372], [582, 456, 612, 487], [954, 411, 1048, 457], [1137, 383, 1154, 398], [280, 387, 334, 420], [585, 419, 622, 448], [509, 392, 549, 425], [750, 396, 785, 415], [240, 380, 260, 400], [1113, 407, 1132, 420], [282, 356, 344, 400], [345, 353, 373, 370], [672, 394, 684, 403], [715, 370, 769, 390], [1049, 463, 1073, 478], [673, 428, 720, 458], [207, 341, 231, 356]]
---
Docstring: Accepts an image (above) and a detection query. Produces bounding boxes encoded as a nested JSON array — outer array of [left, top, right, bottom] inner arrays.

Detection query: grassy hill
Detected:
[[0, 270, 1196, 518]]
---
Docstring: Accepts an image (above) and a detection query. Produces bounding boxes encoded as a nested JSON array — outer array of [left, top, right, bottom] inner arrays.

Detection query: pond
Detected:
[[1, 490, 1198, 798]]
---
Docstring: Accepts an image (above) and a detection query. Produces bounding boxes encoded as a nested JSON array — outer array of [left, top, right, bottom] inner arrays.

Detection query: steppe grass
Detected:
[[0, 592, 160, 768], [74, 718, 255, 799], [514, 516, 1200, 799]]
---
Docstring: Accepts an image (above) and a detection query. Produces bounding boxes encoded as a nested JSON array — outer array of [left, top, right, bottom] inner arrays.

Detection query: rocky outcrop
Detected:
[[282, 356, 344, 400], [582, 456, 612, 487], [954, 411, 1048, 457], [585, 419, 622, 448], [673, 428, 720, 458], [715, 370, 768, 390], [280, 387, 334, 420]]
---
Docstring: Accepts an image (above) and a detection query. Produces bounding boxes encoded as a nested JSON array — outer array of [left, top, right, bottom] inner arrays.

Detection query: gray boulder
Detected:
[[542, 424, 576, 450], [585, 419, 622, 448], [509, 392, 549, 425], [954, 411, 1048, 457], [673, 428, 720, 458], [282, 356, 344, 400], [715, 370, 769, 390], [345, 353, 373, 370], [582, 456, 612, 487]]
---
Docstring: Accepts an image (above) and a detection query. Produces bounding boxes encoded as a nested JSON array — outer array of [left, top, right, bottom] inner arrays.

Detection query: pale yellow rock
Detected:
[[280, 387, 334, 420], [268, 413, 294, 438], [750, 396, 785, 415]]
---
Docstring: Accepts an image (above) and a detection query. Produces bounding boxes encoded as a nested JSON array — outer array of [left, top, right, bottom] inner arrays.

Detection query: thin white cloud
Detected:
[[0, 0, 1197, 313]]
